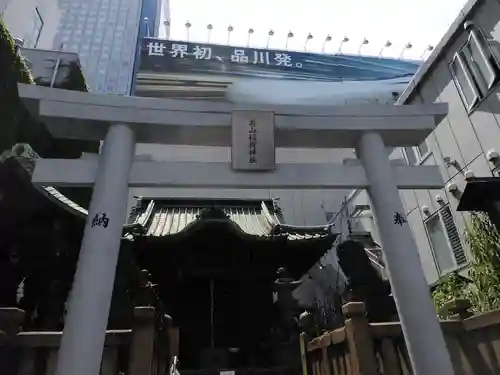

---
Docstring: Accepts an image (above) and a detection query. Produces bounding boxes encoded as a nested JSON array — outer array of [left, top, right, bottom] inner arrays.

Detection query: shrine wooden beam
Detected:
[[32, 158, 444, 189]]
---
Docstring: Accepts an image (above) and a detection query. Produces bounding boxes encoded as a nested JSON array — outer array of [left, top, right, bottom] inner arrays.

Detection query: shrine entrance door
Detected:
[[172, 273, 274, 370]]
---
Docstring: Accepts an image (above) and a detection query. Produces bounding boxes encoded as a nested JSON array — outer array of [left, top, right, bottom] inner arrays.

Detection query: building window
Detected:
[[425, 205, 467, 274], [24, 8, 44, 48], [402, 147, 417, 165], [417, 140, 429, 158], [450, 24, 500, 112], [402, 140, 430, 165]]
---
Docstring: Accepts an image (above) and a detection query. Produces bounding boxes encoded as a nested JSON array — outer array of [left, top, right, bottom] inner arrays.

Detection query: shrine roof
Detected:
[[38, 186, 88, 218], [0, 144, 87, 229], [129, 198, 335, 241]]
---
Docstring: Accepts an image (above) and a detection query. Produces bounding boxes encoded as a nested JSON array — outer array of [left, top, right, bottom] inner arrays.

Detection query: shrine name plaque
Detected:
[[231, 110, 275, 171]]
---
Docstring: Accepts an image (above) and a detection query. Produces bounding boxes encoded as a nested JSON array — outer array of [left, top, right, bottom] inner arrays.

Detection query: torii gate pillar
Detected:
[[357, 132, 454, 375], [55, 124, 135, 375]]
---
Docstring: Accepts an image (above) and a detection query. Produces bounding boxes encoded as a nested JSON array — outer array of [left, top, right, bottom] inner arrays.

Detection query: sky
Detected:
[[160, 0, 468, 60]]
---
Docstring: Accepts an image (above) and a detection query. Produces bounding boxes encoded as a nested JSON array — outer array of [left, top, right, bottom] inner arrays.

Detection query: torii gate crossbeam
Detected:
[[18, 83, 455, 375], [31, 158, 444, 189]]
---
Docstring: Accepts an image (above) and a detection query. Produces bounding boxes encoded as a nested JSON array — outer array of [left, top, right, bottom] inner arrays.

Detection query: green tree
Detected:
[[432, 212, 500, 317], [0, 17, 34, 153], [464, 212, 500, 312], [431, 271, 471, 318]]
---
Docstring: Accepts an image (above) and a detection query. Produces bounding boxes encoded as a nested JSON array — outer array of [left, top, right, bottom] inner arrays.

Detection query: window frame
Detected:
[[402, 140, 431, 165], [450, 24, 500, 113], [425, 213, 455, 274], [424, 205, 467, 275], [416, 140, 430, 160], [450, 52, 481, 111], [468, 29, 499, 90], [31, 7, 44, 47], [24, 7, 44, 48]]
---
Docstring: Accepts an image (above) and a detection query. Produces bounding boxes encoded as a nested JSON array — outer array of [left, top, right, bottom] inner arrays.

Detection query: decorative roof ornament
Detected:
[[272, 198, 285, 222], [196, 206, 230, 221]]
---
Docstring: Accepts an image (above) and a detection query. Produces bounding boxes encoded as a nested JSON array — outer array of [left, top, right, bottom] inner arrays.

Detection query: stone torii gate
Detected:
[[18, 83, 454, 375]]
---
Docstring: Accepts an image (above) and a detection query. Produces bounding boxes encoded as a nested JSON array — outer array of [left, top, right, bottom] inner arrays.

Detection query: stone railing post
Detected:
[[0, 308, 25, 374], [0, 307, 24, 335], [128, 306, 156, 375], [342, 302, 378, 375], [298, 310, 314, 375]]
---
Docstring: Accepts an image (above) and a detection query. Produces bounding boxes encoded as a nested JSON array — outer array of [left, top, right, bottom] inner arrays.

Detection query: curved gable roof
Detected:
[[129, 198, 334, 241]]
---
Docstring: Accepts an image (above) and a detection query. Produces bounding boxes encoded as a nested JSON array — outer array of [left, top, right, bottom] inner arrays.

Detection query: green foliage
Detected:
[[32, 60, 89, 92], [60, 61, 89, 91], [465, 212, 500, 312], [0, 18, 33, 87], [432, 272, 471, 318], [432, 212, 500, 317], [0, 17, 34, 152]]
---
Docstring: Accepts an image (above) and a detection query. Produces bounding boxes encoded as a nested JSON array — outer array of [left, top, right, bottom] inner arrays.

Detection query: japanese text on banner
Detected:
[[146, 41, 304, 68]]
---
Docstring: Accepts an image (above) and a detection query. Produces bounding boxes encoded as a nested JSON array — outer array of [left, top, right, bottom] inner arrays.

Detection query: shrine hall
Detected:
[[126, 198, 338, 369]]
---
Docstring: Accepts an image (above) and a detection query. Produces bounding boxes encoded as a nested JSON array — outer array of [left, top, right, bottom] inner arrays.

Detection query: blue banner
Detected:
[[139, 37, 420, 83]]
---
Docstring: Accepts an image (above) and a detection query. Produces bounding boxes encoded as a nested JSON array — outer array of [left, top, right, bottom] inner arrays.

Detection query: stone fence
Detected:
[[301, 299, 500, 375], [0, 305, 177, 375]]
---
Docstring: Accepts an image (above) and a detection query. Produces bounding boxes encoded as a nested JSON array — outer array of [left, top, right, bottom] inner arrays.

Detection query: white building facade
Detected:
[[1, 0, 60, 50], [345, 0, 500, 285]]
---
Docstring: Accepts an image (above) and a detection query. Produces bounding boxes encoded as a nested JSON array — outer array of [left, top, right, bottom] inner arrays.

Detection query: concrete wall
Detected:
[[1, 0, 60, 50], [349, 0, 500, 285]]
